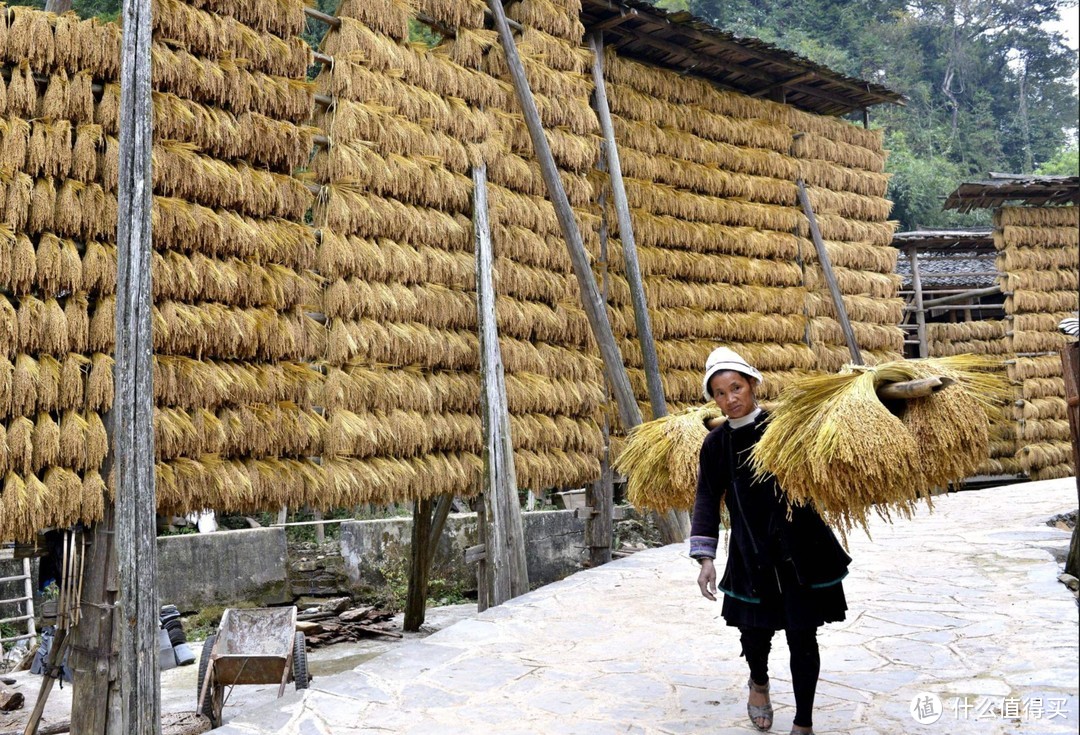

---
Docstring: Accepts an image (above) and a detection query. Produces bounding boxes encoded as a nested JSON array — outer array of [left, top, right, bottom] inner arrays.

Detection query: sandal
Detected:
[[747, 677, 773, 731], [789, 729, 815, 735]]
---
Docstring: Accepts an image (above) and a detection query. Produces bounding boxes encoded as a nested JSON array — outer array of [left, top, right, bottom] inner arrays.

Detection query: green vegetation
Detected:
[[656, 0, 1079, 229]]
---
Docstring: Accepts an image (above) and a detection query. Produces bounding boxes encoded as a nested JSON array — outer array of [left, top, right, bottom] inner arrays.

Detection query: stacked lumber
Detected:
[[996, 205, 1078, 480]]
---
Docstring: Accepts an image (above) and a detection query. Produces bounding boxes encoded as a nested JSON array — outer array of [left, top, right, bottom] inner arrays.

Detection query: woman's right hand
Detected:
[[697, 558, 717, 601]]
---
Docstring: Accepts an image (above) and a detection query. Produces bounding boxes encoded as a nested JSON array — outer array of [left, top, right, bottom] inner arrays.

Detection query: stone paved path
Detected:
[[218, 478, 1079, 734]]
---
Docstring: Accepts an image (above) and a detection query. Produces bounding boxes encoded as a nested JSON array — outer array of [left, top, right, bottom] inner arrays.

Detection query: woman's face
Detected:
[[709, 370, 756, 419]]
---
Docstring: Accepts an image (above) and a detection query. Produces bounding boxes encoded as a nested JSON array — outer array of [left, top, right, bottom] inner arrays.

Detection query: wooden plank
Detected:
[[487, 0, 643, 432], [906, 245, 928, 358], [464, 544, 488, 565], [795, 178, 862, 365], [473, 164, 529, 611], [112, 0, 160, 731]]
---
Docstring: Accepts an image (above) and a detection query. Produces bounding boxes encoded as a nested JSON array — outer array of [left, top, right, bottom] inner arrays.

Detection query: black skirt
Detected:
[[721, 558, 848, 631]]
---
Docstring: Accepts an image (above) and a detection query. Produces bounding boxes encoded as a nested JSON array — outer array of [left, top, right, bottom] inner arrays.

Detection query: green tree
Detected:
[[1036, 144, 1080, 175]]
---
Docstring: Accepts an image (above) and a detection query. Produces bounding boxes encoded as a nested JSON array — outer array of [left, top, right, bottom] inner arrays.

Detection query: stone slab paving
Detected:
[[218, 478, 1079, 735]]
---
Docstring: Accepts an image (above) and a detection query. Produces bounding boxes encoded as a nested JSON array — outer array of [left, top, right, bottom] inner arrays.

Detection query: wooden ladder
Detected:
[[0, 556, 37, 653]]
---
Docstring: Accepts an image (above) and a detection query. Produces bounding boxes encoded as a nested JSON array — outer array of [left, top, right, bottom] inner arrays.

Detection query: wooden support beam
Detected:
[[487, 0, 643, 433], [589, 31, 665, 421], [113, 0, 160, 731], [795, 178, 862, 365], [584, 416, 613, 566], [906, 245, 928, 359], [920, 285, 1002, 308], [473, 164, 529, 612], [590, 9, 638, 30]]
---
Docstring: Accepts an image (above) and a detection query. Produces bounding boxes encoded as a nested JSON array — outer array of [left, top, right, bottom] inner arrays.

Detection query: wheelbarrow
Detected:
[[196, 606, 309, 727]]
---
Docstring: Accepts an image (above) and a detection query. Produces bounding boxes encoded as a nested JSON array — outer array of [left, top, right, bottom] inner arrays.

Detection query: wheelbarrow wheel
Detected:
[[197, 635, 223, 727], [293, 631, 310, 690]]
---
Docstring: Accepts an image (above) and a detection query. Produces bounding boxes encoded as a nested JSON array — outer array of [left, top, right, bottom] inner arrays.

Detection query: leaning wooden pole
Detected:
[[795, 179, 863, 365], [114, 0, 160, 731], [486, 0, 642, 433], [474, 164, 529, 610], [906, 245, 928, 358], [588, 31, 666, 419]]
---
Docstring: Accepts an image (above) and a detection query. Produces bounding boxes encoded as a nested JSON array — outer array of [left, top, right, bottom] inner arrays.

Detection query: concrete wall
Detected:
[[339, 510, 588, 593], [157, 527, 290, 611]]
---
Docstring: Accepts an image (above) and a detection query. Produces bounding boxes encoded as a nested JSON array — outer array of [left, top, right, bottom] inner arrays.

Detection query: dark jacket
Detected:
[[689, 410, 850, 603]]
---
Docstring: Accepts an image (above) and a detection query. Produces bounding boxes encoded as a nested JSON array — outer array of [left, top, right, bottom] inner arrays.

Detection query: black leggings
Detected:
[[740, 626, 820, 729]]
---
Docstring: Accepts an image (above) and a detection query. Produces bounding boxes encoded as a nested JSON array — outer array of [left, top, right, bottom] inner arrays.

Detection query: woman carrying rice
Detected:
[[691, 347, 850, 735]]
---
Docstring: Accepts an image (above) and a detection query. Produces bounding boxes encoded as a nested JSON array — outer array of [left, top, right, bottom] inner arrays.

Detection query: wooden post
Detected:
[[404, 494, 455, 631], [404, 497, 434, 631], [588, 31, 666, 421], [795, 179, 863, 365], [486, 0, 642, 433], [585, 416, 614, 567], [906, 245, 928, 358], [473, 165, 529, 611], [1061, 343, 1079, 578], [113, 0, 159, 731]]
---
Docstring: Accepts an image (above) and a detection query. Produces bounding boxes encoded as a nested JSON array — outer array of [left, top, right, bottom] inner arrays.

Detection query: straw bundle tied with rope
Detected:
[[507, 0, 585, 41], [996, 205, 1079, 228], [616, 356, 1009, 538]]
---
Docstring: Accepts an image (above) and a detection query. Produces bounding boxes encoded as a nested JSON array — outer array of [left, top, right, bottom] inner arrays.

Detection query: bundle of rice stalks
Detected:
[[750, 355, 1009, 536], [417, 0, 487, 30], [153, 0, 311, 78], [323, 92, 494, 146], [487, 153, 594, 206], [996, 205, 1079, 228], [998, 226, 1078, 250], [326, 318, 476, 369], [313, 144, 473, 212], [334, 0, 413, 42], [613, 404, 724, 514], [1006, 290, 1079, 314], [187, 0, 307, 38], [506, 0, 585, 41], [314, 185, 472, 245]]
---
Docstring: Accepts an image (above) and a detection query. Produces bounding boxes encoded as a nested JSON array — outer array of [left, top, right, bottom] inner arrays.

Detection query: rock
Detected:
[[1058, 573, 1079, 591]]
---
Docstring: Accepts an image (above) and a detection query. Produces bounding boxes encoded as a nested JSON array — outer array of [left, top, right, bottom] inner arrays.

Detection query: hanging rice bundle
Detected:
[[613, 404, 724, 514]]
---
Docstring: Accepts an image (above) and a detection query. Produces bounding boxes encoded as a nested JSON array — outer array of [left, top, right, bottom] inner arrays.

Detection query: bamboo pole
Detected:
[[113, 0, 160, 731], [486, 0, 643, 434], [795, 178, 863, 365], [473, 164, 529, 610], [906, 245, 928, 358]]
